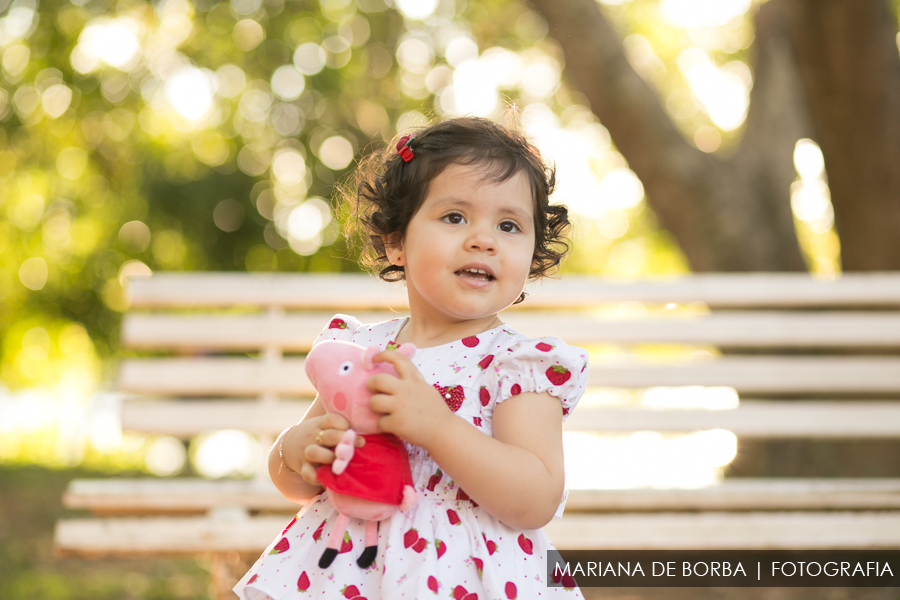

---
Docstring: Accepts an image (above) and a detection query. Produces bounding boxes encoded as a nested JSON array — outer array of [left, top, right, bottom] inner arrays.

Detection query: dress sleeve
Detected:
[[312, 314, 362, 347], [487, 338, 589, 421]]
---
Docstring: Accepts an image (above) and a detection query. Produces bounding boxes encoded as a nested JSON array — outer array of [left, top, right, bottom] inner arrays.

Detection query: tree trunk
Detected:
[[784, 0, 900, 270], [530, 0, 809, 272]]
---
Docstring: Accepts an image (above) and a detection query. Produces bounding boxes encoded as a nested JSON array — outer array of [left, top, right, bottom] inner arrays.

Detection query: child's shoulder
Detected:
[[483, 326, 589, 418], [314, 313, 405, 347], [490, 325, 586, 360], [484, 326, 588, 385]]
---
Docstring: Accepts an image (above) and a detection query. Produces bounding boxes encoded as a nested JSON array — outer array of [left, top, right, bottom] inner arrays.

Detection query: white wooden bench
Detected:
[[54, 272, 900, 587]]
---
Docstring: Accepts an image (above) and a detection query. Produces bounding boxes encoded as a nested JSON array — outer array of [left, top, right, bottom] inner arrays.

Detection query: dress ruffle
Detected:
[[484, 337, 589, 422]]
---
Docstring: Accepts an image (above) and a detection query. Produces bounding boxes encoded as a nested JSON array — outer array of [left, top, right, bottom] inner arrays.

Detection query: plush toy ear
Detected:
[[397, 343, 416, 359], [362, 345, 380, 370]]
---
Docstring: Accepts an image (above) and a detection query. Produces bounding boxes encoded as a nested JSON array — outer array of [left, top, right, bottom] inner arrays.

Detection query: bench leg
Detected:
[[211, 553, 229, 600]]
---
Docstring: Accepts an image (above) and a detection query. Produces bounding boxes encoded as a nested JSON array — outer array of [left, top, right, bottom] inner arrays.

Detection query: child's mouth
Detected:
[[456, 268, 495, 282]]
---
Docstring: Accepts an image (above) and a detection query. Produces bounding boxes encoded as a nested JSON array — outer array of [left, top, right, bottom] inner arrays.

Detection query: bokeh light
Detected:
[[316, 136, 354, 170], [566, 386, 740, 489], [394, 0, 438, 21], [19, 257, 48, 290], [118, 221, 151, 253], [293, 43, 326, 75], [238, 87, 272, 123], [41, 84, 73, 118], [213, 199, 245, 232], [118, 260, 153, 285], [215, 64, 247, 98], [145, 436, 187, 476], [660, 0, 752, 28], [22, 327, 51, 361], [164, 66, 216, 121], [74, 17, 143, 72], [232, 19, 265, 51], [445, 36, 479, 67], [600, 168, 645, 210], [56, 148, 89, 180], [190, 430, 261, 478], [521, 55, 561, 98], [791, 138, 837, 274], [678, 48, 750, 130], [448, 59, 498, 117], [270, 65, 305, 101], [794, 138, 826, 180], [271, 148, 307, 186], [565, 429, 738, 489], [0, 0, 38, 41], [643, 386, 739, 410], [397, 37, 435, 73]]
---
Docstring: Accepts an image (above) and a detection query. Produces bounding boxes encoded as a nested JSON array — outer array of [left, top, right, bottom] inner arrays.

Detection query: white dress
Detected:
[[234, 314, 588, 600]]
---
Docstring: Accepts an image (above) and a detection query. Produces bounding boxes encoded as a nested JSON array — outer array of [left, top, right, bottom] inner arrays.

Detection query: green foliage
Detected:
[[1, 0, 404, 388], [1, 0, 703, 392]]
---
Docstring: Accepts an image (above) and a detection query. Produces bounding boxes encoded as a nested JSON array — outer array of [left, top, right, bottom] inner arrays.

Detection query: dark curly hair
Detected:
[[345, 117, 570, 304]]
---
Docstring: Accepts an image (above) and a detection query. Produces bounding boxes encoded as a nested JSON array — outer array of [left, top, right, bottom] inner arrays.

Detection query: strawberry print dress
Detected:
[[234, 314, 588, 600]]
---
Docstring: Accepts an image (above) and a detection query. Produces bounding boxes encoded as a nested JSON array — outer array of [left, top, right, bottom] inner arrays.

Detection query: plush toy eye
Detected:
[[338, 361, 353, 376]]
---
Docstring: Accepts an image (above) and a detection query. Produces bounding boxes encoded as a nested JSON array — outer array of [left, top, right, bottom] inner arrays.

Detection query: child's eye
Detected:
[[499, 221, 520, 233], [442, 212, 465, 224]]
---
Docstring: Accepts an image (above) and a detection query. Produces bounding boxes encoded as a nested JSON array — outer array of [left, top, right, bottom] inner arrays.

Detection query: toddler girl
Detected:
[[235, 117, 588, 599]]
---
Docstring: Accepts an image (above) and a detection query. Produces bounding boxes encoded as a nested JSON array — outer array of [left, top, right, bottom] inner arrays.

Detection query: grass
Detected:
[[0, 465, 212, 600]]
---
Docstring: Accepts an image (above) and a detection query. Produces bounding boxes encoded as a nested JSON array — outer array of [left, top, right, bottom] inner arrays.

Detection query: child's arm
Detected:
[[369, 352, 565, 530], [269, 397, 364, 503]]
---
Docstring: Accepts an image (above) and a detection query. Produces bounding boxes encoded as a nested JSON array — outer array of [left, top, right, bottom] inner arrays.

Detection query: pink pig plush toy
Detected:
[[304, 339, 419, 569]]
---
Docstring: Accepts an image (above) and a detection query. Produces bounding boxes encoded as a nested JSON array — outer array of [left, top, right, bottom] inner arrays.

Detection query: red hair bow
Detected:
[[396, 135, 415, 162]]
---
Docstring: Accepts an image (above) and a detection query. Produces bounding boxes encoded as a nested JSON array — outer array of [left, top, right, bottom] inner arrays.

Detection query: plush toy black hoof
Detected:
[[319, 548, 338, 568], [357, 545, 377, 568]]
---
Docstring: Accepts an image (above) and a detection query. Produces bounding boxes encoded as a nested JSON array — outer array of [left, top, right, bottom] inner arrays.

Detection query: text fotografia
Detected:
[[553, 559, 888, 579], [546, 550, 900, 588]]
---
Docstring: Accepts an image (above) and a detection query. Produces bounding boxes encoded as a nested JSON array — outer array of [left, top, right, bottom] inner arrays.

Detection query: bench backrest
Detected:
[[117, 272, 900, 471]]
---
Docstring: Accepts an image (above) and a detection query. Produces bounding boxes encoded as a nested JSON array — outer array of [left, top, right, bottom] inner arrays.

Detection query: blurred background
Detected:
[[2, 0, 899, 596]]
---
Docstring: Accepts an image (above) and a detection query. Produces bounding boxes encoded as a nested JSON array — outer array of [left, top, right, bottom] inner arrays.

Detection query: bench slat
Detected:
[[545, 512, 900, 549], [506, 312, 900, 348], [63, 478, 299, 513], [126, 273, 900, 309], [119, 358, 312, 396], [54, 515, 290, 556], [121, 399, 312, 437], [525, 273, 900, 309], [119, 356, 900, 396], [565, 401, 900, 437], [121, 399, 900, 438], [54, 511, 900, 556], [122, 311, 900, 350], [127, 274, 408, 310], [63, 478, 900, 515], [594, 356, 900, 393], [565, 480, 900, 512]]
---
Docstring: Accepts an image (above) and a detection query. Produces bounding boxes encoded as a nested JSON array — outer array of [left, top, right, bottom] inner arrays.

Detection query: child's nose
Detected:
[[466, 226, 497, 253]]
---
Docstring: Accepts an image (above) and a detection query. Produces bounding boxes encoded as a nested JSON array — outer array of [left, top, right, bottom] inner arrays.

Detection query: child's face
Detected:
[[388, 162, 535, 324]]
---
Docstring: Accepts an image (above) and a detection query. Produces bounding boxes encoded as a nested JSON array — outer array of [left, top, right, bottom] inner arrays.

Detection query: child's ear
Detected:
[[383, 234, 405, 266]]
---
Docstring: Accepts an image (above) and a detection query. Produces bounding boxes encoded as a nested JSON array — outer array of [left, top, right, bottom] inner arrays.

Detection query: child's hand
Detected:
[[367, 350, 453, 448], [288, 413, 364, 486]]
